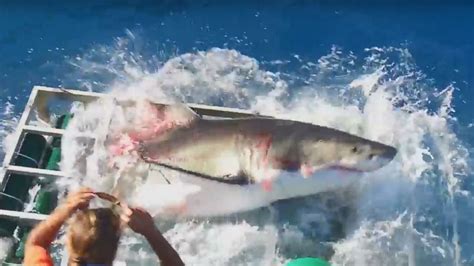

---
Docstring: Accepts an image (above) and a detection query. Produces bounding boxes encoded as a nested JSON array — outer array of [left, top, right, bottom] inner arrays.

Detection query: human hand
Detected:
[[63, 187, 95, 211], [120, 205, 185, 266], [120, 204, 157, 236]]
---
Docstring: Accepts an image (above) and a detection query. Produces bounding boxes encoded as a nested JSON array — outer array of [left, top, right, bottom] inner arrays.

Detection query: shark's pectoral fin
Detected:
[[163, 201, 189, 216]]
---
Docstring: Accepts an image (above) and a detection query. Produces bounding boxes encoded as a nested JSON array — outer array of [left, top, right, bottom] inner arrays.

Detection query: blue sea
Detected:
[[0, 1, 473, 265]]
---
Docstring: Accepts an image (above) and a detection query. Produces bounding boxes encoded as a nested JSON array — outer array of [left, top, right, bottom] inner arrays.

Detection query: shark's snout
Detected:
[[341, 142, 398, 172], [382, 145, 397, 160], [364, 144, 397, 171]]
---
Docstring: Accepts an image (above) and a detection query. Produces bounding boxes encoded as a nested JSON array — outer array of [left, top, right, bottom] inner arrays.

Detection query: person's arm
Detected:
[[142, 225, 185, 266], [25, 188, 94, 250], [121, 205, 185, 266]]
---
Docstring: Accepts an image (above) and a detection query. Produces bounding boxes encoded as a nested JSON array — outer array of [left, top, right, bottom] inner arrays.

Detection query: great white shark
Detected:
[[109, 102, 397, 217]]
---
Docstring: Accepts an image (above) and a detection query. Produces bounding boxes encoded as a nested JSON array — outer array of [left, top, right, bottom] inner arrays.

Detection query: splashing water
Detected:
[[2, 33, 472, 265], [0, 98, 19, 163], [0, 97, 19, 261], [0, 237, 13, 261]]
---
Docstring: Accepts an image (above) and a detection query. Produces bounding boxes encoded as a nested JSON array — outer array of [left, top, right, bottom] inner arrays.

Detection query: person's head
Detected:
[[66, 208, 121, 266]]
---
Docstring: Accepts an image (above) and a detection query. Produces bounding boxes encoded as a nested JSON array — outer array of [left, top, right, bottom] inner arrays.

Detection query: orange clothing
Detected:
[[24, 245, 54, 266]]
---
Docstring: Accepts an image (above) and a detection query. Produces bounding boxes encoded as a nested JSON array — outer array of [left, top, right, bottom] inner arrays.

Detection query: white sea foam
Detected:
[[0, 237, 13, 261]]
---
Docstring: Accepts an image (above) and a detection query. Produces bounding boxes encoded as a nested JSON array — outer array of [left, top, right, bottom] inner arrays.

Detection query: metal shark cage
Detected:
[[0, 86, 261, 265]]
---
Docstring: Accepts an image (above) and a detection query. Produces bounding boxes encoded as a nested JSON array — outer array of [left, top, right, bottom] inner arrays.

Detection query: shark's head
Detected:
[[301, 129, 397, 174]]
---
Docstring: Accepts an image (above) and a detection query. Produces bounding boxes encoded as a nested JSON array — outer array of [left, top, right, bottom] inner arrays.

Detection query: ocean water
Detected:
[[0, 1, 473, 265]]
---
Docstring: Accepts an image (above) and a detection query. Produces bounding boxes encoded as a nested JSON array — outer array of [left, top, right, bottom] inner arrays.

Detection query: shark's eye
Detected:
[[352, 146, 358, 153], [368, 154, 375, 160]]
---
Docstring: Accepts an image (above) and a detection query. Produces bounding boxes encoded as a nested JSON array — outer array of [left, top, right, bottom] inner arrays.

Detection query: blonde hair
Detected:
[[66, 208, 121, 265]]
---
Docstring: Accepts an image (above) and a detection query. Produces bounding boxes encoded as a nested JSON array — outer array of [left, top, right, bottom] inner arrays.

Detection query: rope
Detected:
[[0, 192, 24, 207], [150, 165, 171, 184], [14, 152, 40, 168]]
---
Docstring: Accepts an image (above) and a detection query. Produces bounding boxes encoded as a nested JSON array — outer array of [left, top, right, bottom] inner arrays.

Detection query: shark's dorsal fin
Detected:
[[166, 103, 201, 124]]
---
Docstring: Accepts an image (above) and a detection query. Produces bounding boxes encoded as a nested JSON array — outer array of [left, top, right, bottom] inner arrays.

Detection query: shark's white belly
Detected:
[[143, 167, 362, 217]]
